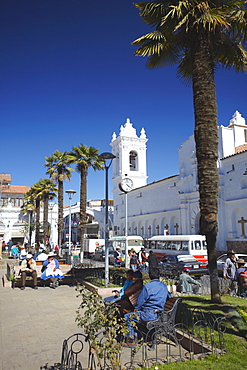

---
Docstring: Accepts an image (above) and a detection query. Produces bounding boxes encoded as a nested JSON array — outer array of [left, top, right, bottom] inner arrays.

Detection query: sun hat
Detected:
[[47, 252, 56, 258], [26, 254, 33, 259], [237, 259, 246, 264]]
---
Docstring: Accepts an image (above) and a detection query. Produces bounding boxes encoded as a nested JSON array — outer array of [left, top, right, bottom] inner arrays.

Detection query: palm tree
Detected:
[[132, 0, 247, 302], [67, 145, 104, 252], [32, 179, 58, 244], [44, 150, 74, 247]]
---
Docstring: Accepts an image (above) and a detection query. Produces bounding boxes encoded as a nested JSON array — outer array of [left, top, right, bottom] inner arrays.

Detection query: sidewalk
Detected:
[[0, 261, 116, 370]]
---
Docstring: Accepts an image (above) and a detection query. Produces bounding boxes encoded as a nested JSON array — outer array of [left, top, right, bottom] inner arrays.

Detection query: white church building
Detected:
[[110, 112, 247, 253]]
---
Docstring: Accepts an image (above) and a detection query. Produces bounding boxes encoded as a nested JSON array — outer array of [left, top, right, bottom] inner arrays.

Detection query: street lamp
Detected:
[[48, 202, 56, 248], [99, 152, 116, 287], [65, 189, 76, 259]]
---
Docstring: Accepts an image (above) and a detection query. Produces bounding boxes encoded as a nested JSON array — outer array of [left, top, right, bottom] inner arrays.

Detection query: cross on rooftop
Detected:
[[238, 217, 247, 236], [174, 223, 179, 235]]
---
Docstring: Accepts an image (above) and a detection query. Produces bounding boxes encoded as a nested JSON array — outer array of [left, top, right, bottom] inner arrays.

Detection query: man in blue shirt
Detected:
[[123, 270, 171, 346]]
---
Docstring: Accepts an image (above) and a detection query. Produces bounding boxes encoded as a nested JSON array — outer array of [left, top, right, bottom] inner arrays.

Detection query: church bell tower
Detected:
[[110, 118, 148, 193]]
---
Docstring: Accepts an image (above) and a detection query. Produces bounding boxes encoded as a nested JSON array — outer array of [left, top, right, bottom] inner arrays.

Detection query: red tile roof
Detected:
[[1, 185, 30, 194]]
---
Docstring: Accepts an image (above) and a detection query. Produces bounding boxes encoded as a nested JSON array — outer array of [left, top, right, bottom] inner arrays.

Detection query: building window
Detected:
[[245, 129, 247, 143], [0, 198, 8, 206], [129, 151, 138, 171]]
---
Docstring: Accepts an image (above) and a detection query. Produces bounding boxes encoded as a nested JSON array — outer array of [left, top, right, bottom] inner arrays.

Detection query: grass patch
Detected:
[[147, 333, 247, 370], [139, 295, 247, 370]]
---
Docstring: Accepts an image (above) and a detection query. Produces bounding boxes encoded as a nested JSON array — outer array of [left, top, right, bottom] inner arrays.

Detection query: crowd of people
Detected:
[[2, 240, 64, 290]]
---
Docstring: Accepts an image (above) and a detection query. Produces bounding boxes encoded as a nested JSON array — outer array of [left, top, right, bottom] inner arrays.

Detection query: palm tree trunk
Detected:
[[35, 199, 40, 246], [43, 195, 49, 244], [79, 167, 87, 254], [57, 179, 64, 247], [191, 36, 221, 303]]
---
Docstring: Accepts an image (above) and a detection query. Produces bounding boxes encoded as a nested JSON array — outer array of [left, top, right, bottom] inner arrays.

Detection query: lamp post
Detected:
[[99, 152, 116, 287], [48, 202, 55, 249], [65, 190, 76, 259]]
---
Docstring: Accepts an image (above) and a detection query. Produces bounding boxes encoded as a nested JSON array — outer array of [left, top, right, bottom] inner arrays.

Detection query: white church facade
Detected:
[[110, 112, 247, 253]]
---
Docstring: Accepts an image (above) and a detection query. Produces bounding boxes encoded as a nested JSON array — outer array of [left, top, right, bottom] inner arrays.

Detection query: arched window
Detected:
[[129, 151, 138, 171]]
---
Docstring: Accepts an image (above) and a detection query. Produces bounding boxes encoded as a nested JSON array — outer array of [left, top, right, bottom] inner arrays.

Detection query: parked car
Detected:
[[217, 253, 247, 276], [159, 254, 208, 278], [93, 246, 115, 262]]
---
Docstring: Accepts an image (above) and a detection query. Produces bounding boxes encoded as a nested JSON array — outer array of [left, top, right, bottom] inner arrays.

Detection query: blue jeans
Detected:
[[124, 310, 158, 338], [104, 296, 121, 303], [131, 264, 138, 272]]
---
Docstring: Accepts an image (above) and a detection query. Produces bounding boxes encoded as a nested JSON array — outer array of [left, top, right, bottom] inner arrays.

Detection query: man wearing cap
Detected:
[[123, 270, 170, 346], [20, 254, 38, 290]]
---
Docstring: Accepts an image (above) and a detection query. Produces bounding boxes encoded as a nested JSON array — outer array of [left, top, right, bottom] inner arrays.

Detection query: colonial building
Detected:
[[0, 174, 30, 245], [111, 112, 247, 253]]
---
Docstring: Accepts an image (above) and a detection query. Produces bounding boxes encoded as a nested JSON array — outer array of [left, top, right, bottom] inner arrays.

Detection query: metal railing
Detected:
[[40, 303, 226, 370]]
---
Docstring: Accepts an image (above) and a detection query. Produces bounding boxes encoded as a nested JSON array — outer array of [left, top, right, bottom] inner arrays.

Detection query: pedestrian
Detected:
[[234, 259, 247, 296], [148, 250, 159, 276], [7, 239, 13, 255], [130, 251, 140, 271], [114, 247, 121, 265], [223, 252, 237, 295], [2, 240, 6, 252], [140, 248, 148, 273]]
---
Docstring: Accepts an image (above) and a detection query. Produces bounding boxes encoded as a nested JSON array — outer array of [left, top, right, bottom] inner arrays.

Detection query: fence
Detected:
[[40, 302, 226, 370]]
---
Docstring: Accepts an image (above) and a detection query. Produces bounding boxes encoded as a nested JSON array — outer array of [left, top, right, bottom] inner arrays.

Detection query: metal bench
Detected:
[[137, 297, 181, 346]]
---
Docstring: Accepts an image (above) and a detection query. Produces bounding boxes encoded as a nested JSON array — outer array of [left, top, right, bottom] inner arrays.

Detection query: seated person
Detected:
[[20, 254, 38, 290], [115, 270, 143, 316], [35, 249, 48, 261], [40, 252, 64, 288], [179, 269, 201, 294], [19, 246, 27, 260], [11, 245, 19, 259], [104, 270, 134, 303], [123, 270, 171, 346]]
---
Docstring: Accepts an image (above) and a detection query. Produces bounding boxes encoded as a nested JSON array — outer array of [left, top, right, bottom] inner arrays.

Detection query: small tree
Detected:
[[76, 285, 136, 370]]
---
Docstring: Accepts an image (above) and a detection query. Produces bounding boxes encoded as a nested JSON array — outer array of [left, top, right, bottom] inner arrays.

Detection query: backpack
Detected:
[[239, 271, 247, 288]]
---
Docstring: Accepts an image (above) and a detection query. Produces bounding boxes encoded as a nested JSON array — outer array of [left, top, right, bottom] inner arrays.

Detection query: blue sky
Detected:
[[1, 0, 247, 204]]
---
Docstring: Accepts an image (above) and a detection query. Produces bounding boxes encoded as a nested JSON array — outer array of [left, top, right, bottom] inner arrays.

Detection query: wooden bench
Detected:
[[7, 261, 74, 288]]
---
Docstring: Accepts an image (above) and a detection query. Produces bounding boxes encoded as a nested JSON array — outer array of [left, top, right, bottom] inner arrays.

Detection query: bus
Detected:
[[109, 236, 144, 252], [144, 235, 208, 262]]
